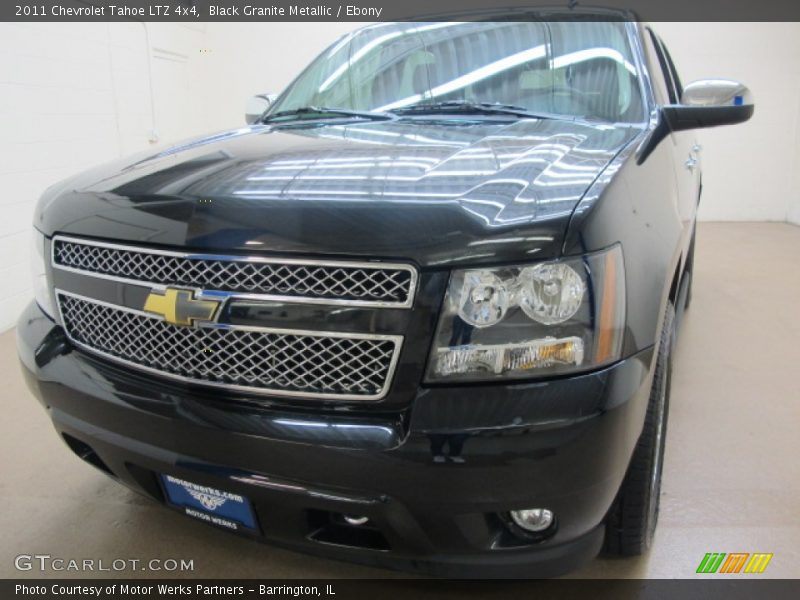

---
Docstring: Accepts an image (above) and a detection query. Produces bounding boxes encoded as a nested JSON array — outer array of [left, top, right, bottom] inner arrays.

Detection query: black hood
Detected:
[[36, 118, 640, 267]]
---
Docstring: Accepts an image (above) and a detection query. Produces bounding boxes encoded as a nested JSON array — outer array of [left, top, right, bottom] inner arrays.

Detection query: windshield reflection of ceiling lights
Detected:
[[551, 48, 636, 74], [369, 45, 634, 115], [378, 45, 547, 112], [319, 22, 460, 92]]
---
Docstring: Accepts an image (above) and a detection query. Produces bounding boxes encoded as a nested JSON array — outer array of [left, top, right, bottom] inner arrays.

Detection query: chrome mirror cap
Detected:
[[681, 79, 753, 108], [245, 93, 277, 124]]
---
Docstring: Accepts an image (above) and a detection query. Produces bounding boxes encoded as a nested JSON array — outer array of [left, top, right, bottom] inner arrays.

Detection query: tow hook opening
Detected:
[[307, 510, 390, 551], [61, 433, 115, 477]]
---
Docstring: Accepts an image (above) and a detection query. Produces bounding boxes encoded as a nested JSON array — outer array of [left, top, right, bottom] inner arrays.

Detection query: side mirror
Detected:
[[245, 93, 277, 125], [665, 79, 755, 130], [638, 79, 754, 164]]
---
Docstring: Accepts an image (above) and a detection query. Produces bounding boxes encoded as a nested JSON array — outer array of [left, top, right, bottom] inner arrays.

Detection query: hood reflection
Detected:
[[44, 118, 641, 267]]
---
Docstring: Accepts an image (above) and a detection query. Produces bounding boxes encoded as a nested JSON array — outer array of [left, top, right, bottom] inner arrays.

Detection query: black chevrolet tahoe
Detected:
[[18, 16, 753, 577]]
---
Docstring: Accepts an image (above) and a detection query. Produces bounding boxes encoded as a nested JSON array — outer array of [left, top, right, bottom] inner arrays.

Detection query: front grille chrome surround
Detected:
[[56, 290, 403, 401], [52, 235, 417, 308]]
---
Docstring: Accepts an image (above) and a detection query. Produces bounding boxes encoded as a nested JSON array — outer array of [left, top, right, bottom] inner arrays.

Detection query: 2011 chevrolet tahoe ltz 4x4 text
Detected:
[[18, 15, 753, 577]]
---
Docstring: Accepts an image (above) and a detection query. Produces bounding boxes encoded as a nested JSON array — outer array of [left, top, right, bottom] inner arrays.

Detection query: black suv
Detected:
[[18, 17, 753, 576]]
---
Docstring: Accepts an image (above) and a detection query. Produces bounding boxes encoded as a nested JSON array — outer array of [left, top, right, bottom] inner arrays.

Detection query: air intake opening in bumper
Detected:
[[307, 509, 390, 551], [62, 433, 115, 477]]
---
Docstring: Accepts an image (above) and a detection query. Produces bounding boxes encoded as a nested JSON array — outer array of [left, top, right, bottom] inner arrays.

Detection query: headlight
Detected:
[[30, 229, 55, 318], [457, 270, 510, 328], [426, 245, 625, 382]]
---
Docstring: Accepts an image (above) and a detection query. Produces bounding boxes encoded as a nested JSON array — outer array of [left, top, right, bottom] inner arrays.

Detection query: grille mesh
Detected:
[[58, 294, 399, 399], [53, 238, 414, 306]]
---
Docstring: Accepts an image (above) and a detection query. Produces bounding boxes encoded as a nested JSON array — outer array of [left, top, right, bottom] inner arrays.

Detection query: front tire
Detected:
[[603, 302, 675, 556]]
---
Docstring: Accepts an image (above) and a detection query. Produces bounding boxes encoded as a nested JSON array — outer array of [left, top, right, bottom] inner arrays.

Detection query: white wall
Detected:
[[0, 22, 209, 330], [655, 23, 800, 222], [0, 21, 359, 331], [1, 22, 799, 332], [790, 90, 800, 225], [200, 22, 362, 132]]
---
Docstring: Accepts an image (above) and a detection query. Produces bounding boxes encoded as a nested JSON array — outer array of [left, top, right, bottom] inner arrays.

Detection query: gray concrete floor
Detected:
[[1, 222, 798, 579]]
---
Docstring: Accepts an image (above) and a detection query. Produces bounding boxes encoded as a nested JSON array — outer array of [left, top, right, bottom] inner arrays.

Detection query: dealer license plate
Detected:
[[159, 474, 258, 532]]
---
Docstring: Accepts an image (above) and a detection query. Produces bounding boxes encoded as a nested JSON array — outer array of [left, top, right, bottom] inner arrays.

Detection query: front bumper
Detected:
[[17, 301, 654, 577]]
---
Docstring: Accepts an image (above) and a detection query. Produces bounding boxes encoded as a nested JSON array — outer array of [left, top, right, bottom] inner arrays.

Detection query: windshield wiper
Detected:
[[393, 101, 555, 120], [262, 106, 394, 124]]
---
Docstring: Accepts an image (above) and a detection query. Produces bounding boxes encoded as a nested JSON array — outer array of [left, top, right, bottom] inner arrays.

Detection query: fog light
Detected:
[[343, 515, 369, 526], [510, 508, 554, 533]]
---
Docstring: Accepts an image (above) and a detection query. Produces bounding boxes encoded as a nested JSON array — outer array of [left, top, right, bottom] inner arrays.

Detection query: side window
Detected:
[[641, 28, 671, 105]]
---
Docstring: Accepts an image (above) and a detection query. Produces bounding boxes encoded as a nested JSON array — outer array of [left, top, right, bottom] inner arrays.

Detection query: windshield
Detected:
[[269, 21, 645, 123]]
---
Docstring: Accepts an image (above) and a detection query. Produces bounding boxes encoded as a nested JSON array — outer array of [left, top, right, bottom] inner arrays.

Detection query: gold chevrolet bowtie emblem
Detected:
[[143, 288, 221, 327]]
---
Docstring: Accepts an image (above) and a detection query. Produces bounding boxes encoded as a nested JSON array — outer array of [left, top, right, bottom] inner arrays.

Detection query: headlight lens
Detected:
[[426, 245, 625, 382], [30, 229, 54, 318], [519, 262, 585, 324], [457, 271, 510, 328]]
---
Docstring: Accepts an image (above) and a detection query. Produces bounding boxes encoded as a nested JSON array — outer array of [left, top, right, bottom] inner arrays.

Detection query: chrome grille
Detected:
[[57, 292, 402, 401], [52, 236, 416, 307]]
